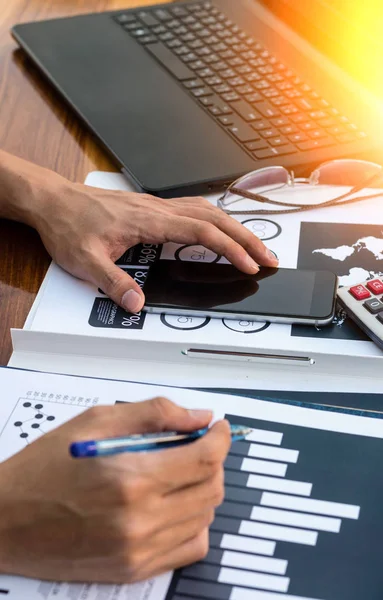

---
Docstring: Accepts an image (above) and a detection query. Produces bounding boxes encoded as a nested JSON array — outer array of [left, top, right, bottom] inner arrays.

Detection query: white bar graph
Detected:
[[247, 474, 312, 496], [221, 550, 287, 575], [261, 492, 360, 519], [246, 429, 283, 445], [250, 506, 341, 533], [219, 566, 289, 592], [239, 520, 318, 545], [220, 534, 276, 556], [230, 587, 324, 600], [241, 457, 287, 477], [248, 443, 299, 463]]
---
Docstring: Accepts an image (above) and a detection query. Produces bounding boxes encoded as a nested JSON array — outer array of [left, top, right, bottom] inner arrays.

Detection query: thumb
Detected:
[[91, 255, 145, 313]]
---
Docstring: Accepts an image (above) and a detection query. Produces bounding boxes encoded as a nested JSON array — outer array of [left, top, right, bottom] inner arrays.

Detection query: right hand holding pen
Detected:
[[0, 398, 231, 583]]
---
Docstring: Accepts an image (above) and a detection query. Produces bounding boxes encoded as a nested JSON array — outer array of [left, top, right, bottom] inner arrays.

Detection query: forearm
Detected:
[[0, 150, 56, 228]]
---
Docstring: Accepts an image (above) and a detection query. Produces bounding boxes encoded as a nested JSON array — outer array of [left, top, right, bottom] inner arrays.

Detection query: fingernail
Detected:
[[246, 255, 260, 272], [188, 409, 213, 420], [267, 248, 279, 264], [121, 289, 143, 313]]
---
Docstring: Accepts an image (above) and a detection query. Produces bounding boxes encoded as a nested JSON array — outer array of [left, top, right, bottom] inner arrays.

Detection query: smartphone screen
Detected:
[[143, 261, 337, 320]]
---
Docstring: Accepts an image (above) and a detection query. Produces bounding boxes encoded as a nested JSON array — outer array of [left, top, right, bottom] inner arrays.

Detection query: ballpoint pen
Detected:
[[70, 424, 253, 458]]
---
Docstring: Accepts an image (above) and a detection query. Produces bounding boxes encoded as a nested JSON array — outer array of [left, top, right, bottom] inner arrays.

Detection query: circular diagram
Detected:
[[160, 314, 211, 331], [175, 244, 221, 263], [223, 319, 270, 334], [241, 218, 282, 241]]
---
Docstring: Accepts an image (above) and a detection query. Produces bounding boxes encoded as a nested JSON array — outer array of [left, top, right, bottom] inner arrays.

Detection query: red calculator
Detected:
[[337, 279, 383, 350]]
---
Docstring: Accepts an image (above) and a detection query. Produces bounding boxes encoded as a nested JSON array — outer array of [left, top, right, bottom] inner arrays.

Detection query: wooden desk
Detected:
[[0, 0, 168, 365]]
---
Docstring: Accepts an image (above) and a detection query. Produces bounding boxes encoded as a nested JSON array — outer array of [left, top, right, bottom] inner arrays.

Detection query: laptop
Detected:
[[12, 0, 383, 197]]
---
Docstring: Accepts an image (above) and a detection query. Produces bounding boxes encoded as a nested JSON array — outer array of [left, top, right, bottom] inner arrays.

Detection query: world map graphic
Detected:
[[292, 223, 383, 341], [313, 236, 383, 287]]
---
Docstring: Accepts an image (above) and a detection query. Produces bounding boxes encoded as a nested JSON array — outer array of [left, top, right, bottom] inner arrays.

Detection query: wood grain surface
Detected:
[[0, 0, 168, 365]]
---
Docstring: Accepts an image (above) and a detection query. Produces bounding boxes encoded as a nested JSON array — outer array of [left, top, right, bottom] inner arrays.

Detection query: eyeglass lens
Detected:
[[312, 159, 383, 188], [221, 166, 290, 206]]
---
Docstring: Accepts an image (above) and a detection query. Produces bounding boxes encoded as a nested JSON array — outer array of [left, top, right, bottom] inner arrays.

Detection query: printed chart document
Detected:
[[18, 171, 383, 385], [1, 367, 383, 599]]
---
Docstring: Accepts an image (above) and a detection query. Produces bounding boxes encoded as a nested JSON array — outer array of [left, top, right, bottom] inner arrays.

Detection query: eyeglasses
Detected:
[[217, 159, 383, 215]]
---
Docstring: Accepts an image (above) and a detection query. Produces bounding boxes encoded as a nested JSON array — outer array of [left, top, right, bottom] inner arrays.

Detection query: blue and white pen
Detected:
[[70, 424, 252, 458]]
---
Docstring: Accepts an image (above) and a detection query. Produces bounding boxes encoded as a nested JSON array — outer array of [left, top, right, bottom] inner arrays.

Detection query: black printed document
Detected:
[[0, 367, 383, 599]]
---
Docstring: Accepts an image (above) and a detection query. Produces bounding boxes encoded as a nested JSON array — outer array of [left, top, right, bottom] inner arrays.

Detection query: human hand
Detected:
[[24, 163, 278, 313], [0, 398, 230, 583]]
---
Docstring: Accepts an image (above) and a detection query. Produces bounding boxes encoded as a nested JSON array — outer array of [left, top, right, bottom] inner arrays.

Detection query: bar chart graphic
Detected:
[[165, 413, 383, 600]]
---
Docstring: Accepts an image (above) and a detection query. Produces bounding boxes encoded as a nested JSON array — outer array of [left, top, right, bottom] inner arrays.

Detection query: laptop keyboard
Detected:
[[114, 1, 367, 160]]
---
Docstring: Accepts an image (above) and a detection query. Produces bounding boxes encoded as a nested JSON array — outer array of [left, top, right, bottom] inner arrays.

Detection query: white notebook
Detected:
[[0, 366, 383, 599]]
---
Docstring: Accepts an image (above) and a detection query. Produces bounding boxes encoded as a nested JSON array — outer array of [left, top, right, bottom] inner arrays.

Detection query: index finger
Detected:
[[145, 420, 231, 495], [171, 200, 279, 268]]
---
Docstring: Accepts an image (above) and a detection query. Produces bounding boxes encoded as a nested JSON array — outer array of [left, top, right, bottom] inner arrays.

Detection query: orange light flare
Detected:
[[323, 1, 383, 99]]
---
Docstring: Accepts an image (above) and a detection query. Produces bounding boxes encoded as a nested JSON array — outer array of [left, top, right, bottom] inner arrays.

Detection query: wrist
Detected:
[[0, 150, 64, 230]]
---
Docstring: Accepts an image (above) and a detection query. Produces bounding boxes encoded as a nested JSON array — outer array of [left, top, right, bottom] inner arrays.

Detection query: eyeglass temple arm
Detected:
[[221, 190, 383, 216], [228, 186, 308, 208]]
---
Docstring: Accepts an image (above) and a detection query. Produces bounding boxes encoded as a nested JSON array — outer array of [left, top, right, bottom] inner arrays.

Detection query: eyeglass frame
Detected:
[[217, 160, 383, 215]]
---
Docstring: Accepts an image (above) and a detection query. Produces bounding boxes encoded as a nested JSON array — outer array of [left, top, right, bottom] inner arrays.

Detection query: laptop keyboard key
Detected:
[[115, 14, 137, 25], [296, 137, 336, 150], [231, 100, 260, 121], [256, 102, 280, 118], [269, 135, 288, 146], [300, 121, 317, 131], [184, 78, 204, 89], [171, 6, 188, 17], [166, 39, 182, 49], [138, 35, 157, 45], [308, 129, 327, 139], [280, 124, 298, 135], [251, 119, 270, 131], [123, 22, 142, 31], [253, 148, 279, 159], [274, 144, 297, 155], [288, 132, 308, 143], [222, 91, 240, 102], [246, 139, 268, 151], [218, 115, 235, 125], [309, 110, 328, 120], [254, 145, 296, 159], [261, 128, 279, 138], [295, 98, 316, 111], [131, 28, 150, 38], [214, 83, 231, 94], [154, 9, 172, 21], [228, 117, 260, 142], [159, 32, 175, 42], [191, 87, 212, 97], [209, 103, 232, 115], [246, 92, 263, 104], [271, 117, 289, 127], [146, 43, 194, 80], [199, 96, 215, 106], [137, 11, 159, 27]]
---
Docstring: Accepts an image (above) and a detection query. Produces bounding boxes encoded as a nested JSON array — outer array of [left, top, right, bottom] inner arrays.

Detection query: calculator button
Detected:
[[349, 285, 370, 300], [363, 298, 383, 314], [366, 279, 383, 294], [377, 314, 383, 325]]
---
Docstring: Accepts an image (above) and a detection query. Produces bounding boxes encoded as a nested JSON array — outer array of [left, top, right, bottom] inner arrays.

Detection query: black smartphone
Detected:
[[142, 261, 338, 326]]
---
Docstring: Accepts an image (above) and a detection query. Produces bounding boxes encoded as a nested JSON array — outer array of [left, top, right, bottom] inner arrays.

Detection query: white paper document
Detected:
[[1, 367, 383, 599], [23, 172, 383, 365]]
